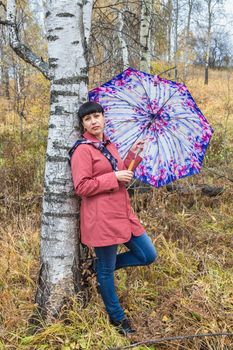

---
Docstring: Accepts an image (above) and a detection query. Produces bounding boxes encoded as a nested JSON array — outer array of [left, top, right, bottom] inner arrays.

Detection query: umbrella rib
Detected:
[[131, 73, 154, 112], [148, 89, 178, 126], [164, 124, 200, 161], [106, 89, 148, 112], [121, 89, 179, 158], [121, 122, 149, 159]]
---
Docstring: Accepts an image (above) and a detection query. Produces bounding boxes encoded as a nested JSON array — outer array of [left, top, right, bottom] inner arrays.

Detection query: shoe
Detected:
[[110, 317, 136, 336]]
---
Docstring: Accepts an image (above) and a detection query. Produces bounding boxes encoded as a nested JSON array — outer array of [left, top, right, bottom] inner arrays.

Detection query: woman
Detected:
[[70, 101, 157, 335]]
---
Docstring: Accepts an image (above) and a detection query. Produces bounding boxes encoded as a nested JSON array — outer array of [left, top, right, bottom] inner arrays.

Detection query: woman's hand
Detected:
[[114, 170, 134, 183], [130, 139, 145, 155]]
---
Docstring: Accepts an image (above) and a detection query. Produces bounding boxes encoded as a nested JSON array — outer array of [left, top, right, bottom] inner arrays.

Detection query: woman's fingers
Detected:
[[131, 139, 146, 154], [115, 170, 133, 182]]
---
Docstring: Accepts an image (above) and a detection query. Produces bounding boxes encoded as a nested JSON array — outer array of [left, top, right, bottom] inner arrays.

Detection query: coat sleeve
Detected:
[[71, 145, 119, 197], [124, 150, 142, 171]]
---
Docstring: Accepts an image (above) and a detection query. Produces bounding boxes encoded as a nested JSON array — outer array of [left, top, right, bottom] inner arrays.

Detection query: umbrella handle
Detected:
[[128, 159, 135, 171], [128, 148, 141, 171]]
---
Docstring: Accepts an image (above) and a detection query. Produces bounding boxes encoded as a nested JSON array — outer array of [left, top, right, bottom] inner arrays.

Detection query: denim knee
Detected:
[[145, 247, 157, 265]]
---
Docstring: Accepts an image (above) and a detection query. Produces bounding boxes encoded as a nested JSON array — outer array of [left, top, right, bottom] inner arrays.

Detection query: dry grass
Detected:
[[0, 67, 233, 349]]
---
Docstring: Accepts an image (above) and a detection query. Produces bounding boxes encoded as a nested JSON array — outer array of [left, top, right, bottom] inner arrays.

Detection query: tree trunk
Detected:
[[183, 0, 193, 81], [35, 0, 92, 320], [166, 0, 172, 67], [117, 9, 129, 70], [140, 0, 153, 72], [204, 63, 209, 85], [0, 45, 10, 98], [174, 0, 179, 80], [204, 0, 211, 85]]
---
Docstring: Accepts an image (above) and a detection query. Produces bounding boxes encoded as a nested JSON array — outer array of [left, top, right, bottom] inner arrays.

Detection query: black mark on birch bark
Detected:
[[51, 90, 79, 97], [46, 155, 68, 162], [53, 76, 87, 85], [47, 35, 59, 42], [43, 212, 78, 218], [56, 13, 75, 17]]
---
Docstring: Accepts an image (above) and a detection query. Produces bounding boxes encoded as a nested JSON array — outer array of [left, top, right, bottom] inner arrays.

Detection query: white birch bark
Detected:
[[183, 0, 193, 80], [35, 0, 92, 319], [117, 9, 129, 70], [0, 43, 10, 97], [173, 0, 179, 79], [83, 0, 94, 45], [140, 0, 153, 72], [166, 0, 172, 64]]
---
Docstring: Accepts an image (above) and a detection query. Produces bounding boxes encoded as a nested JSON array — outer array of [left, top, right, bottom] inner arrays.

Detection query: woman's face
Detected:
[[82, 112, 105, 140]]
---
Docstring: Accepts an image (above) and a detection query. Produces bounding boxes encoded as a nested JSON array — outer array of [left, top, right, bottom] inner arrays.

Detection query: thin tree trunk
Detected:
[[166, 0, 172, 66], [174, 0, 179, 80], [34, 0, 93, 320], [117, 9, 129, 70], [140, 0, 153, 72], [0, 45, 10, 98], [183, 0, 193, 81], [83, 0, 94, 45], [204, 0, 211, 85], [4, 67, 10, 98]]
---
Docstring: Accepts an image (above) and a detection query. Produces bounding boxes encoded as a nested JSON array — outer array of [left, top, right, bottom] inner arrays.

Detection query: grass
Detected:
[[0, 67, 233, 349]]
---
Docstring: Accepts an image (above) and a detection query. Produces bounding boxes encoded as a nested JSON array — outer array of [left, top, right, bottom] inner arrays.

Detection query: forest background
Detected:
[[0, 0, 233, 349]]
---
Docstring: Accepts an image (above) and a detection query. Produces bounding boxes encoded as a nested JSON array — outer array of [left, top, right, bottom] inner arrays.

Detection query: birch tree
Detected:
[[2, 0, 93, 319], [166, 0, 173, 65], [140, 0, 153, 72], [173, 0, 179, 79], [204, 0, 212, 85], [116, 9, 129, 70], [39, 0, 94, 320], [203, 0, 225, 85], [0, 36, 10, 98], [183, 0, 194, 80]]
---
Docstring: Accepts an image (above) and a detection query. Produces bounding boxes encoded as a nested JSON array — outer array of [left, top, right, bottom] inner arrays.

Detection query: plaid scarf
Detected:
[[68, 138, 118, 171]]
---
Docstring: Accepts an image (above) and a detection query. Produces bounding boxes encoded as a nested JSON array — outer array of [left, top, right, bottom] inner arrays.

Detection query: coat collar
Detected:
[[83, 131, 110, 143]]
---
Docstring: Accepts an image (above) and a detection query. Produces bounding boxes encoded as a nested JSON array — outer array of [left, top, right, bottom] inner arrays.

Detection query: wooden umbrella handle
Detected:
[[128, 159, 136, 171], [128, 148, 141, 171]]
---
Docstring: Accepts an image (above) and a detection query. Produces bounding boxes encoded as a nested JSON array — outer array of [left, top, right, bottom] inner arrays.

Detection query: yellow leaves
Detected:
[[150, 310, 156, 317], [62, 341, 85, 350], [162, 315, 170, 323]]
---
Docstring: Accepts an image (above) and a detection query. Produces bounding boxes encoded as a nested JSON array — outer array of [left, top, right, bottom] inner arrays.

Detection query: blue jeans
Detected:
[[94, 232, 157, 322]]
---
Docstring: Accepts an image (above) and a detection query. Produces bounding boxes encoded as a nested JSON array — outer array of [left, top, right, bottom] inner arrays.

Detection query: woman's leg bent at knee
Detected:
[[115, 232, 157, 270]]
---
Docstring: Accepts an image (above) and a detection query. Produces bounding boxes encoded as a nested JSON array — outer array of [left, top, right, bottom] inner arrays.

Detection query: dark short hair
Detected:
[[77, 101, 104, 135], [78, 101, 104, 120]]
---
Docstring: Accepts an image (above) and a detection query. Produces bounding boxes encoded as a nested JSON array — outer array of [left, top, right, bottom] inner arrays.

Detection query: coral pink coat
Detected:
[[71, 131, 145, 247]]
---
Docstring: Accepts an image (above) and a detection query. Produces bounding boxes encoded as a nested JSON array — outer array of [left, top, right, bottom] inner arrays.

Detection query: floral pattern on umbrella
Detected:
[[89, 67, 213, 188]]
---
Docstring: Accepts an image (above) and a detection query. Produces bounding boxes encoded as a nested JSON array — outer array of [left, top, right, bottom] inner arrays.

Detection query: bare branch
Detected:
[[5, 0, 50, 80], [0, 1, 6, 11], [9, 39, 49, 79], [108, 332, 233, 350], [0, 18, 12, 25]]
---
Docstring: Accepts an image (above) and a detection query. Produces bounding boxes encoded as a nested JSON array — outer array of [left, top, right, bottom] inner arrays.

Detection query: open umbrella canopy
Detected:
[[89, 67, 213, 188]]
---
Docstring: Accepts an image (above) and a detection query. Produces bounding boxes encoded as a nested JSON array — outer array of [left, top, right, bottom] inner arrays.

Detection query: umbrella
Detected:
[[89, 67, 213, 188]]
